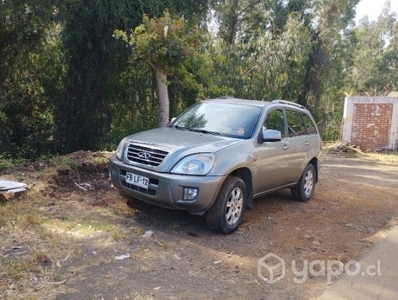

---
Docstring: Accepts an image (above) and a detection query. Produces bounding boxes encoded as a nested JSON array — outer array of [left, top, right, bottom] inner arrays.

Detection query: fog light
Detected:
[[183, 187, 198, 200]]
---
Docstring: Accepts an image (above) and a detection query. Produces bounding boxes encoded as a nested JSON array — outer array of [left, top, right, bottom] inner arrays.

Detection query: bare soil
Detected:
[[1, 148, 398, 299]]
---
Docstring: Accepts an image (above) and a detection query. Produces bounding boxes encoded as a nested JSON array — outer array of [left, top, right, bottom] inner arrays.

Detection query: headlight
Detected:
[[171, 153, 215, 175], [115, 138, 128, 160]]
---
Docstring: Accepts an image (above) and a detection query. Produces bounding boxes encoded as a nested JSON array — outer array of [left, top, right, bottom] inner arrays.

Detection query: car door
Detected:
[[252, 108, 297, 195], [302, 112, 321, 159], [283, 108, 309, 182]]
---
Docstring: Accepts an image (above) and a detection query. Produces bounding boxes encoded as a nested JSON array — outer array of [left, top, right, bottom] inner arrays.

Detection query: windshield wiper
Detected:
[[187, 128, 221, 136], [168, 124, 186, 130]]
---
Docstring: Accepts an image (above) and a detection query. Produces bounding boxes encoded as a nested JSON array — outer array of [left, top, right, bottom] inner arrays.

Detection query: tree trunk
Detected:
[[156, 69, 170, 127]]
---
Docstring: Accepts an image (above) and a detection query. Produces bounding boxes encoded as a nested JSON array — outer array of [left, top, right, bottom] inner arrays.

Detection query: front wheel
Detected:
[[205, 176, 247, 234], [291, 164, 316, 202]]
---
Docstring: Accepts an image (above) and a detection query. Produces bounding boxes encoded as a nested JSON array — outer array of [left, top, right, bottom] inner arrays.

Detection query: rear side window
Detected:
[[285, 109, 306, 137], [302, 113, 318, 134], [264, 109, 285, 138]]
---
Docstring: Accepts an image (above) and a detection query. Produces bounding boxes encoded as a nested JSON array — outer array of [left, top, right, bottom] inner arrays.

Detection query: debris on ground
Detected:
[[2, 245, 28, 257], [335, 141, 360, 152], [142, 230, 153, 238], [115, 253, 131, 260], [74, 182, 94, 191], [0, 179, 28, 200], [325, 141, 363, 156]]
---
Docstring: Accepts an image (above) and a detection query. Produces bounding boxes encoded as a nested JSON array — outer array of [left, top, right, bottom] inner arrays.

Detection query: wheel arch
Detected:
[[308, 157, 319, 183], [229, 167, 254, 208]]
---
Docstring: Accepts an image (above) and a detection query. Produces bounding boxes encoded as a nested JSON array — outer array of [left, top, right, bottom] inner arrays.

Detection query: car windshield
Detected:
[[169, 102, 262, 139]]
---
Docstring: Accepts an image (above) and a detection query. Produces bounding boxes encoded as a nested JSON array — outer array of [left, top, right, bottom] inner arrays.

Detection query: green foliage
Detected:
[[54, 1, 210, 151], [103, 61, 159, 149], [115, 10, 206, 88], [2, 0, 398, 158], [0, 153, 28, 172], [114, 10, 210, 127], [0, 0, 58, 158], [347, 3, 398, 95], [53, 0, 136, 153], [49, 156, 79, 170], [210, 14, 313, 101], [209, 0, 363, 139]]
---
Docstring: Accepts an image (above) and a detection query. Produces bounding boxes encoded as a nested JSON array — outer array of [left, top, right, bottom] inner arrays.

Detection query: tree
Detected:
[[348, 2, 397, 95], [115, 10, 205, 127], [0, 0, 57, 157], [54, 0, 148, 153]]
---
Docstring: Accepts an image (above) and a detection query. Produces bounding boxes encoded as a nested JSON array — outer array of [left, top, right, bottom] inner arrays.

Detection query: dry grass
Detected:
[[0, 151, 131, 299], [0, 196, 126, 299], [323, 142, 398, 163], [361, 151, 398, 163], [0, 193, 78, 298]]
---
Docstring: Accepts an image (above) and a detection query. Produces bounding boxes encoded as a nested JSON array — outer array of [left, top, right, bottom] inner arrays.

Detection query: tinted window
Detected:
[[285, 109, 306, 137], [170, 102, 262, 139], [302, 113, 317, 134], [264, 109, 285, 138]]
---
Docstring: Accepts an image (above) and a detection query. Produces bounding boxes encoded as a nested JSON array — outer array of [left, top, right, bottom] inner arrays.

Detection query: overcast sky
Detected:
[[355, 0, 398, 23]]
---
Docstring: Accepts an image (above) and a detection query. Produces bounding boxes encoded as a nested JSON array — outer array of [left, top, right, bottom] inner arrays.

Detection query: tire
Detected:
[[205, 176, 247, 234], [291, 163, 316, 202]]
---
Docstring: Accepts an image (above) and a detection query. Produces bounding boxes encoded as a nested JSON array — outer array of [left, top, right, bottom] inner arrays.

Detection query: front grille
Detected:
[[126, 143, 169, 167]]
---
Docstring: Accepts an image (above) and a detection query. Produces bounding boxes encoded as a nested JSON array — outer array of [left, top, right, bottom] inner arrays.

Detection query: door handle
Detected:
[[305, 141, 309, 146], [283, 144, 289, 150]]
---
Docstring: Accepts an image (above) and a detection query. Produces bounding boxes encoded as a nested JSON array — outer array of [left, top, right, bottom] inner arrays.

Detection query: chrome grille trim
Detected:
[[126, 143, 169, 167]]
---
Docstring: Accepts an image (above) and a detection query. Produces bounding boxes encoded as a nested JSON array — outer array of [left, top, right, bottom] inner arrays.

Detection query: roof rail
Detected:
[[216, 96, 233, 99], [271, 100, 306, 110]]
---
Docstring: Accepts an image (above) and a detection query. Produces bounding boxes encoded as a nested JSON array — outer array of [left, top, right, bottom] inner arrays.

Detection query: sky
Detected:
[[355, 0, 398, 23]]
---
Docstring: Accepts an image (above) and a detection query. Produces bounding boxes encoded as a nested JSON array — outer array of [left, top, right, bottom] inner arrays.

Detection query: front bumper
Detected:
[[109, 155, 226, 211]]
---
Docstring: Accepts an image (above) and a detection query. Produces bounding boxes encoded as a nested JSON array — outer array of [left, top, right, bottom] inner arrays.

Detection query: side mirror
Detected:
[[262, 129, 282, 142], [168, 117, 177, 126]]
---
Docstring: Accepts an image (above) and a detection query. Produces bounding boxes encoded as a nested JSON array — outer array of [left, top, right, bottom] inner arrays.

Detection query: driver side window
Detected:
[[264, 109, 285, 138]]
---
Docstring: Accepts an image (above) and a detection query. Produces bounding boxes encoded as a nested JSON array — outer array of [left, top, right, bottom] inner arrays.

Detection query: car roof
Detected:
[[202, 97, 271, 107], [202, 97, 309, 112]]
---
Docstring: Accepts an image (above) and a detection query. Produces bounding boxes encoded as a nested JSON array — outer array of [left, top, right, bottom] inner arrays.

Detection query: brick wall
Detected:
[[351, 103, 393, 150]]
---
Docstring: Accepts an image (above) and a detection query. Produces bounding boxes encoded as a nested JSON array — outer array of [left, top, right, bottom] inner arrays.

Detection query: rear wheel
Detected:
[[205, 176, 247, 234], [291, 164, 316, 202]]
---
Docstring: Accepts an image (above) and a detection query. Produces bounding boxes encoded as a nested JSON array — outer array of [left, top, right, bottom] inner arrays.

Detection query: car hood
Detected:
[[125, 127, 244, 171], [128, 127, 242, 152]]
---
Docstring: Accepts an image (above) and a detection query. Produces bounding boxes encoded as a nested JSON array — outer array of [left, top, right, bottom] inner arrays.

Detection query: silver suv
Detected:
[[109, 98, 321, 234]]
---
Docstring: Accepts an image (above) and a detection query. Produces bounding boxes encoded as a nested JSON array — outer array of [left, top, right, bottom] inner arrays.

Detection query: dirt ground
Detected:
[[1, 147, 398, 299]]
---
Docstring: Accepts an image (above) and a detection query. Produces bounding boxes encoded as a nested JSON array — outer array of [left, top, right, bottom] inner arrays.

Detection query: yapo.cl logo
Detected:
[[138, 152, 152, 160], [258, 253, 286, 284]]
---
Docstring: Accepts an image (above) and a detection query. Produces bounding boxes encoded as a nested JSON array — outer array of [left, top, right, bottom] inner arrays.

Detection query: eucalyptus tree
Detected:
[[298, 0, 359, 111], [208, 0, 360, 141], [115, 10, 206, 127], [348, 2, 397, 95]]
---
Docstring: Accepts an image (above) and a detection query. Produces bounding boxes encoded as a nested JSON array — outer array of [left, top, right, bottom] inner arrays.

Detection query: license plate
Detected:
[[125, 172, 149, 189]]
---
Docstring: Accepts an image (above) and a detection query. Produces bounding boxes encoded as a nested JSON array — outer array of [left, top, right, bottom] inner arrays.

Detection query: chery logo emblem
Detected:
[[138, 152, 152, 160]]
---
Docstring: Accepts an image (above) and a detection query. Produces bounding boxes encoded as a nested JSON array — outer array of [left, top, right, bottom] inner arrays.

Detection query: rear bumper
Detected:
[[109, 155, 225, 211]]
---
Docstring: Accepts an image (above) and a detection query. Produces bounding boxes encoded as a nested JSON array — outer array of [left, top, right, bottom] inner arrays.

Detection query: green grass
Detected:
[[0, 154, 28, 172], [49, 156, 79, 170]]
